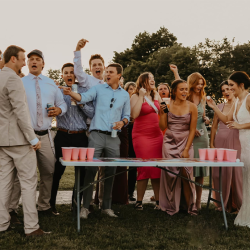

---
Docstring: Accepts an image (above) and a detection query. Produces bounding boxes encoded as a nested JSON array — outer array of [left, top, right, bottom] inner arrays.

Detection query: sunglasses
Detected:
[[110, 98, 116, 108]]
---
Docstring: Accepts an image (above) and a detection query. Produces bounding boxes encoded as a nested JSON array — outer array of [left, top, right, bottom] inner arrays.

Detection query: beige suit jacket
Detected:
[[0, 67, 37, 146]]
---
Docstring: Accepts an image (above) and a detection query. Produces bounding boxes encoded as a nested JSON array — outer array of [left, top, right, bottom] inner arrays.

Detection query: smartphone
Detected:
[[161, 102, 169, 113]]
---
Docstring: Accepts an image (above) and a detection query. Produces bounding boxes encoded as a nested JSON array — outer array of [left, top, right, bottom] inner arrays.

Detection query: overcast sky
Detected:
[[1, 0, 250, 76]]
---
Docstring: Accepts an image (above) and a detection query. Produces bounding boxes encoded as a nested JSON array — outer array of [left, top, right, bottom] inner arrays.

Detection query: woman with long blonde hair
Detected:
[[170, 65, 210, 211]]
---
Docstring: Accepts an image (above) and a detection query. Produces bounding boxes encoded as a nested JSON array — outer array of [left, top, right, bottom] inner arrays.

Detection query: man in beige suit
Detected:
[[0, 45, 47, 236]]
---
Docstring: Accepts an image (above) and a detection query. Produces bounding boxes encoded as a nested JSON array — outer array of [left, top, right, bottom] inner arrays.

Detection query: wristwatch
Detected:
[[122, 120, 126, 126]]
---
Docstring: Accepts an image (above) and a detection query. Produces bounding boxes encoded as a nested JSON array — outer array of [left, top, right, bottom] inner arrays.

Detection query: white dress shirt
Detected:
[[22, 73, 67, 131], [74, 51, 105, 89]]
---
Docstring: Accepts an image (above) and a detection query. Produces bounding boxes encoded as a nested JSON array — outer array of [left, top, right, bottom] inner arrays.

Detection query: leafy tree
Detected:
[[113, 27, 177, 68], [47, 69, 64, 85]]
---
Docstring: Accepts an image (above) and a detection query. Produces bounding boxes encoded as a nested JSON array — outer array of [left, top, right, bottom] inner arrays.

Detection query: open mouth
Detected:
[[32, 65, 37, 69], [96, 70, 101, 75], [162, 93, 166, 95], [107, 77, 111, 81], [225, 94, 229, 98], [68, 79, 73, 83]]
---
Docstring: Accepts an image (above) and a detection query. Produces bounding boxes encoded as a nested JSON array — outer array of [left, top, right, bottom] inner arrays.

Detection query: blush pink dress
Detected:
[[132, 100, 163, 180], [159, 107, 197, 215], [212, 103, 242, 212]]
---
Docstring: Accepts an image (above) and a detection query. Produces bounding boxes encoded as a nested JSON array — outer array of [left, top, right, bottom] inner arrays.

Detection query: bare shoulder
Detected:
[[131, 94, 139, 100], [188, 101, 197, 112]]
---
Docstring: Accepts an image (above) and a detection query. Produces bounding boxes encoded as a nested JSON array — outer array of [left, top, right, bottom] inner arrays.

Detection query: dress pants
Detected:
[[8, 175, 21, 213], [83, 131, 120, 210], [0, 145, 39, 234], [50, 130, 87, 207]]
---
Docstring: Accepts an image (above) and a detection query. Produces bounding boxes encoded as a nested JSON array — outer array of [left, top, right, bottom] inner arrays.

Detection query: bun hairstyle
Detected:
[[171, 79, 187, 100], [135, 72, 155, 100], [219, 80, 228, 94], [228, 71, 250, 90]]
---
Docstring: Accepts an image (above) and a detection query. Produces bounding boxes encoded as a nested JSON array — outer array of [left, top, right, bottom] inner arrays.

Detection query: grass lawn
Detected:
[[37, 166, 210, 191], [1, 204, 250, 250]]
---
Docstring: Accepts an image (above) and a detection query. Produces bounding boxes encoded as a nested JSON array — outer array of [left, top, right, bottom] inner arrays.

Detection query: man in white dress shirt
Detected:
[[9, 49, 67, 214]]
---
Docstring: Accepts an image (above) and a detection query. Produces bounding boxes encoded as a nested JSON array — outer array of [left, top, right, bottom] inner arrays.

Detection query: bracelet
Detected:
[[122, 120, 126, 126]]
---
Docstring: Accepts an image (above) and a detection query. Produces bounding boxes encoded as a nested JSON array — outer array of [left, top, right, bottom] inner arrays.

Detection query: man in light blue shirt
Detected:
[[60, 63, 130, 218]]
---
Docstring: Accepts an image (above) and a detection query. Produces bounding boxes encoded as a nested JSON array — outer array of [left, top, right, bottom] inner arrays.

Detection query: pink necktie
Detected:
[[35, 76, 43, 127]]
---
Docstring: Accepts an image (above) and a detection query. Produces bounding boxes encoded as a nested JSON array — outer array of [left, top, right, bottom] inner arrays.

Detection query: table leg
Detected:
[[219, 167, 228, 230], [76, 166, 81, 233], [73, 166, 77, 219], [206, 167, 212, 210]]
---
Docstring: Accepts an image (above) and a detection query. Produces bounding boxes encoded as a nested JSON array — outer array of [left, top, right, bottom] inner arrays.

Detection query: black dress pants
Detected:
[[127, 123, 137, 196], [50, 130, 88, 207]]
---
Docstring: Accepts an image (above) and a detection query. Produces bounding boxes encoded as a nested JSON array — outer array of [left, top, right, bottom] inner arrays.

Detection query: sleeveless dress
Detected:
[[132, 100, 163, 180], [212, 103, 242, 211], [159, 103, 197, 215], [193, 102, 209, 177], [233, 94, 250, 227]]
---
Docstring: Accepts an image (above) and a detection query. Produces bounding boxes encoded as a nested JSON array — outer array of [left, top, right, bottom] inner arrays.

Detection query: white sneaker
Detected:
[[80, 207, 90, 219], [101, 209, 118, 217]]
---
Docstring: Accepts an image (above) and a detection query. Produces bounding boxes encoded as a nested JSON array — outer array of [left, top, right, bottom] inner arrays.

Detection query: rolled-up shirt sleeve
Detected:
[[78, 101, 95, 119], [74, 51, 90, 88], [121, 96, 131, 125], [78, 86, 97, 104], [55, 88, 67, 116]]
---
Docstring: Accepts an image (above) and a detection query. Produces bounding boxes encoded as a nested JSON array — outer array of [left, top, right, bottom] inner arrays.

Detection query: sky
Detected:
[[1, 0, 250, 76]]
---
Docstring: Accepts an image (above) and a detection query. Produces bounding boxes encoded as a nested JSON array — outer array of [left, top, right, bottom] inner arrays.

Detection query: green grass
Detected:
[[38, 166, 209, 191], [1, 204, 250, 250]]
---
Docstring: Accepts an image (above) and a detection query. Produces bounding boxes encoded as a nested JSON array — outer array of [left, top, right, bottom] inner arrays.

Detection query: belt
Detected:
[[58, 128, 86, 134], [92, 130, 112, 136], [34, 130, 48, 136]]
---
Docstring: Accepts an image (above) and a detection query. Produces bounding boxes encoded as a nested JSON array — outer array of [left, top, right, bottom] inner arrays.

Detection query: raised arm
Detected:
[[130, 88, 146, 119], [206, 97, 234, 124], [74, 39, 91, 88], [182, 103, 198, 158], [169, 64, 181, 80]]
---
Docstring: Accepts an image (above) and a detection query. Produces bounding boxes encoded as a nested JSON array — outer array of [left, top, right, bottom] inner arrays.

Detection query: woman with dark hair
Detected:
[[207, 71, 250, 227], [170, 64, 210, 210], [124, 82, 137, 201], [210, 81, 242, 213], [130, 72, 163, 210], [159, 79, 198, 215]]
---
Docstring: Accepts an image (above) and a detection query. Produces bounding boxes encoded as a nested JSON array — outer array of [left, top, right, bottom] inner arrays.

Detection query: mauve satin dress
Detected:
[[212, 103, 242, 211], [132, 100, 163, 180], [159, 111, 198, 215]]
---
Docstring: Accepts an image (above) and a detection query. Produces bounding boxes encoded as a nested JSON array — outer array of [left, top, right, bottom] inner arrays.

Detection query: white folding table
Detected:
[[59, 157, 244, 233]]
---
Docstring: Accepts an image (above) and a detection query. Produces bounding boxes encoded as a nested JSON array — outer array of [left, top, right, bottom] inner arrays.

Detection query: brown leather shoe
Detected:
[[26, 228, 51, 237], [9, 211, 22, 225]]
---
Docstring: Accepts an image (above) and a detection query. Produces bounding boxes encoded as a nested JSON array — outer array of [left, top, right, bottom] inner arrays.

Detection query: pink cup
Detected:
[[79, 148, 87, 161], [207, 148, 216, 161], [62, 147, 73, 161], [87, 148, 95, 161], [198, 148, 207, 160], [225, 149, 237, 162], [217, 148, 225, 161], [71, 148, 80, 161]]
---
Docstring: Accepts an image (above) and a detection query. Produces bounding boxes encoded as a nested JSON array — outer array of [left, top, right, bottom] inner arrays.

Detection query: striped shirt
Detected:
[[57, 84, 94, 131]]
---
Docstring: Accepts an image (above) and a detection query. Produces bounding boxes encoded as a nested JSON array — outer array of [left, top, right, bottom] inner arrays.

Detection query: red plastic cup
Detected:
[[198, 148, 207, 160], [62, 147, 73, 161], [79, 148, 87, 161], [207, 148, 216, 161], [217, 148, 225, 161], [225, 149, 237, 162], [87, 148, 95, 161], [71, 148, 80, 161]]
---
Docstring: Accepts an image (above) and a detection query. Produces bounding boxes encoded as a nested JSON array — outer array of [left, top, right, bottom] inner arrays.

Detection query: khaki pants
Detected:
[[0, 145, 39, 234], [9, 132, 56, 211]]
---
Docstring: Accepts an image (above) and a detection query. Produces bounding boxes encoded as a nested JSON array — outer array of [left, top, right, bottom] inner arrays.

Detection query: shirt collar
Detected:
[[104, 83, 122, 90], [28, 73, 43, 80]]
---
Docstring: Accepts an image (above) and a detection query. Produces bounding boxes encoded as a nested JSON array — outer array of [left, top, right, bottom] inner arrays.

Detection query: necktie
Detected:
[[35, 76, 43, 127]]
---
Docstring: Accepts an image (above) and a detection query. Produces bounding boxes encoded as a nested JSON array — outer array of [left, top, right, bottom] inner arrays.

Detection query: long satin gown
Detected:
[[132, 100, 163, 180], [233, 94, 250, 227], [212, 103, 242, 212], [159, 109, 198, 215]]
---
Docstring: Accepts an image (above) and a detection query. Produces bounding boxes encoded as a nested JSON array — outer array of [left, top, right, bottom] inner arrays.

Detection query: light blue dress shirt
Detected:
[[22, 73, 67, 131], [79, 83, 130, 132]]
